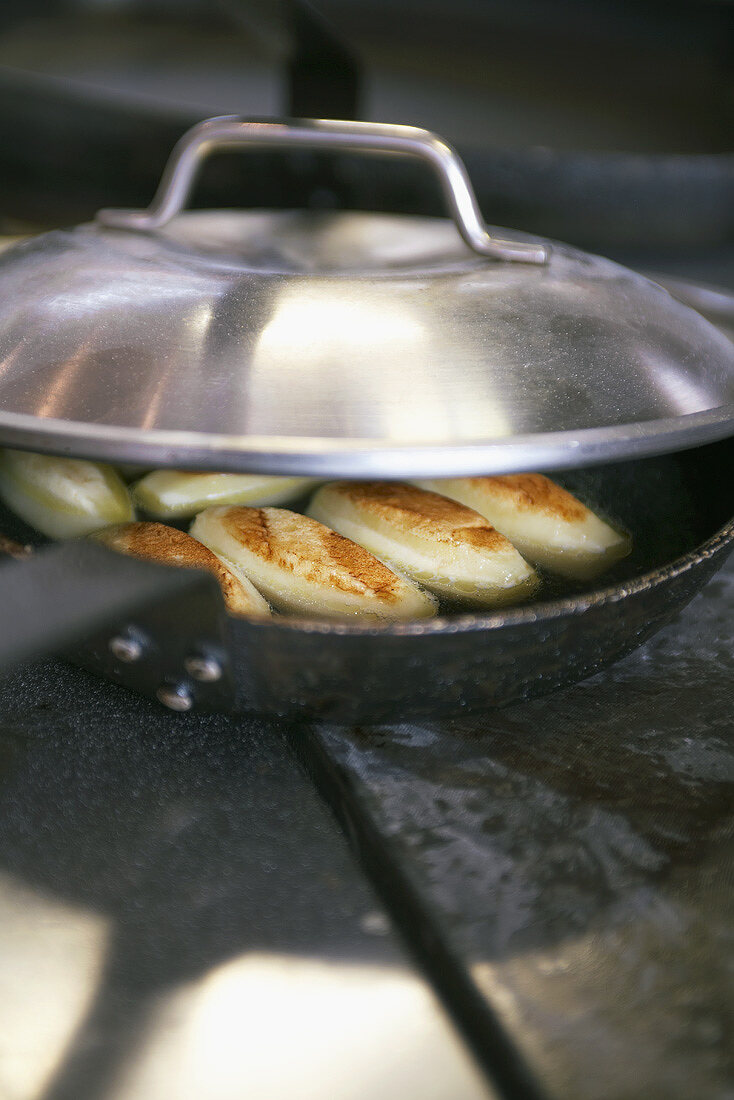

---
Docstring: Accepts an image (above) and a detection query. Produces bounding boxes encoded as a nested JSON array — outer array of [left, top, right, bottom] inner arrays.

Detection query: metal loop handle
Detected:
[[97, 116, 548, 265]]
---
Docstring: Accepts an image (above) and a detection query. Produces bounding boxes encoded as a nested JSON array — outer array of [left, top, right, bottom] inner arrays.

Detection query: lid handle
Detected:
[[96, 116, 548, 265]]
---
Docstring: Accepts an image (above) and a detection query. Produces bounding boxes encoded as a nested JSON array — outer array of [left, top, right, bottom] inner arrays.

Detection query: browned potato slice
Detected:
[[190, 505, 437, 621], [413, 475, 631, 580], [308, 481, 539, 606], [93, 521, 270, 618]]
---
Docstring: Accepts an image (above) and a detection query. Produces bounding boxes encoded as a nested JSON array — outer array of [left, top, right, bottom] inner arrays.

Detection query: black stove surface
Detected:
[[0, 663, 491, 1100], [307, 555, 734, 1100], [0, 556, 731, 1099]]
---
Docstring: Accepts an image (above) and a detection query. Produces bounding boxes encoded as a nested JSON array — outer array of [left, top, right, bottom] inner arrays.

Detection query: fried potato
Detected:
[[0, 449, 133, 539], [93, 521, 271, 617], [133, 471, 317, 519], [413, 474, 631, 579], [190, 505, 437, 621], [308, 481, 538, 606]]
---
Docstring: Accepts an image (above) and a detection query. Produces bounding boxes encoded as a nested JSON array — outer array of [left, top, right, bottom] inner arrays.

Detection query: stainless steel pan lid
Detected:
[[0, 116, 731, 477]]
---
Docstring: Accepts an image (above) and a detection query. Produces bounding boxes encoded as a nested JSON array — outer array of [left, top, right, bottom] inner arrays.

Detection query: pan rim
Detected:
[[0, 409, 732, 481], [239, 510, 734, 637]]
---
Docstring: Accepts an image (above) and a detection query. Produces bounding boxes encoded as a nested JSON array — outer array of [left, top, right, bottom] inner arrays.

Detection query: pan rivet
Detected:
[[156, 683, 194, 712], [109, 633, 144, 663], [184, 655, 223, 683]]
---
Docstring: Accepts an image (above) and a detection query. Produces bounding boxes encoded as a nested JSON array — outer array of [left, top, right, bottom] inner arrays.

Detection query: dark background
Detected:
[[0, 0, 731, 271]]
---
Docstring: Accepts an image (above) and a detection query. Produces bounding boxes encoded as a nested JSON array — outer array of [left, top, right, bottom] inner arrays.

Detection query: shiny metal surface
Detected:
[[97, 117, 548, 265], [108, 633, 144, 664], [645, 272, 734, 343], [184, 654, 224, 683], [0, 208, 731, 477], [156, 683, 194, 712]]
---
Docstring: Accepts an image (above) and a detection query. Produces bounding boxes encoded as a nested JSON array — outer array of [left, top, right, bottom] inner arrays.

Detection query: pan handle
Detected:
[[0, 540, 235, 712], [96, 116, 548, 265]]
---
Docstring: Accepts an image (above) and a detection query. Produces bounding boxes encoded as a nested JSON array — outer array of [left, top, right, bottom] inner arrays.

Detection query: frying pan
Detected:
[[0, 118, 730, 722], [0, 435, 732, 723]]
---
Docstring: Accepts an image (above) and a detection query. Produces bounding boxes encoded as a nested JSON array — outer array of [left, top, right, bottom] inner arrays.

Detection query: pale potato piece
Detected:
[[93, 521, 271, 618], [308, 481, 538, 606], [0, 449, 133, 539], [413, 475, 631, 580], [133, 471, 317, 519], [191, 505, 437, 621]]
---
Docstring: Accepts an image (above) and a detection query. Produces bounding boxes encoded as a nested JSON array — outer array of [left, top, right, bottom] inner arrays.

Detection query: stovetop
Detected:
[[0, 551, 731, 1099], [309, 554, 734, 1100]]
